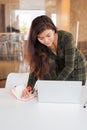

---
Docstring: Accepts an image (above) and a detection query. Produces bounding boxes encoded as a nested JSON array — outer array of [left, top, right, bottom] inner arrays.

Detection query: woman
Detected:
[[22, 15, 87, 98]]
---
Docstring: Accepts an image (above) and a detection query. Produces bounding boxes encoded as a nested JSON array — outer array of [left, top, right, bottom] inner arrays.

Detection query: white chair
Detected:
[[5, 72, 29, 88]]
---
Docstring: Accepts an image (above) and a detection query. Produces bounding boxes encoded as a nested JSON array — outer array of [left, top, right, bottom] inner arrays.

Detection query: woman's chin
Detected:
[[47, 43, 53, 47]]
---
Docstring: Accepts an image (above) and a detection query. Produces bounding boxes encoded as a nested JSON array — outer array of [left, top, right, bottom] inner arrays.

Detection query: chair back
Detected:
[[5, 73, 29, 88]]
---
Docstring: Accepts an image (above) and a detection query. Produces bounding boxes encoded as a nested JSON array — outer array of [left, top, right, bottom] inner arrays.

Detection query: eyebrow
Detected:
[[37, 32, 51, 39], [37, 36, 44, 39]]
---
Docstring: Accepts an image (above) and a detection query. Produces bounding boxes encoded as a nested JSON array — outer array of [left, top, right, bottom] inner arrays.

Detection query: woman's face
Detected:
[[37, 29, 55, 47]]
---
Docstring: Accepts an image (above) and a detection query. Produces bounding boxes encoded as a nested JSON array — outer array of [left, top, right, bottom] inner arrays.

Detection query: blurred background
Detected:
[[0, 0, 87, 87]]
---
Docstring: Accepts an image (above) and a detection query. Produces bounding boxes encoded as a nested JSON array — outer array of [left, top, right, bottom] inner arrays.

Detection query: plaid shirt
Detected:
[[27, 30, 87, 88]]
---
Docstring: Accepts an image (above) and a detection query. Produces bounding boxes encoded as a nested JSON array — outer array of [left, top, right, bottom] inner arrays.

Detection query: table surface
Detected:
[[0, 88, 87, 130]]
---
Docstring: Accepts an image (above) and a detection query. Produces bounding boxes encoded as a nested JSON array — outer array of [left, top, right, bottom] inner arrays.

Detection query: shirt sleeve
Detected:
[[27, 73, 37, 89], [57, 32, 76, 80]]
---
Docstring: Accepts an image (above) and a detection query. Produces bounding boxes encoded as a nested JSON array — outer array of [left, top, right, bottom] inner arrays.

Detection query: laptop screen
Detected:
[[35, 80, 82, 104]]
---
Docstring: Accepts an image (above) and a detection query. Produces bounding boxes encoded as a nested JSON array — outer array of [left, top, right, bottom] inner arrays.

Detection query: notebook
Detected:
[[36, 80, 82, 104], [11, 84, 37, 102]]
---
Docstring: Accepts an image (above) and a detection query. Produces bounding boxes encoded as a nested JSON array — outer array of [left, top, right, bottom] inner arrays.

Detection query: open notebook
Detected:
[[36, 80, 82, 104], [11, 84, 37, 101]]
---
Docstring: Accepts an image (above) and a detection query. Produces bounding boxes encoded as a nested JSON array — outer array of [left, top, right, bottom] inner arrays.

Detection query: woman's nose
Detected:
[[44, 37, 49, 43]]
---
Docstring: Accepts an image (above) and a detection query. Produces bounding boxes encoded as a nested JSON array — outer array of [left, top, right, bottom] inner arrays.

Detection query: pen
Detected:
[[83, 105, 86, 108], [83, 101, 87, 108]]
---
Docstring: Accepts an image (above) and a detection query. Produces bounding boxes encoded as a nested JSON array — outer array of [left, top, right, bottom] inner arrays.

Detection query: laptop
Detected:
[[35, 80, 82, 104]]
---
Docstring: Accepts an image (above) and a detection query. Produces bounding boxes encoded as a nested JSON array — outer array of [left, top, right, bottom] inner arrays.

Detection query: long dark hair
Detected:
[[27, 15, 57, 79]]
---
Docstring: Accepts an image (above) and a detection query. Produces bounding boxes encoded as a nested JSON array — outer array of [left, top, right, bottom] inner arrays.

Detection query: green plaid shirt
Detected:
[[27, 30, 87, 88]]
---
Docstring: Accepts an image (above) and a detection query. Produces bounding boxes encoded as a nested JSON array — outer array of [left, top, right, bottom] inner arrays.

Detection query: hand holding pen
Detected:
[[21, 86, 32, 98]]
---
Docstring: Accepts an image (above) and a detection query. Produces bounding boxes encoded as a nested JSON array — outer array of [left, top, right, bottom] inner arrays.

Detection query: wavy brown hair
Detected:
[[27, 15, 57, 79]]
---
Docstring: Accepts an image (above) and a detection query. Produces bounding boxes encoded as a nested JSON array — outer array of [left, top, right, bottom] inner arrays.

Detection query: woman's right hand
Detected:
[[21, 86, 32, 98]]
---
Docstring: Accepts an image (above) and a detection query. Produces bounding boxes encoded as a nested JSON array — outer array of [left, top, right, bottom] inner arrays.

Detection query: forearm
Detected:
[[57, 65, 74, 80], [27, 73, 37, 90], [57, 50, 75, 80]]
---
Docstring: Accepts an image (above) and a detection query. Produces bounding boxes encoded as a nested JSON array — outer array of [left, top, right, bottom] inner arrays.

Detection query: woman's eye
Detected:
[[47, 35, 51, 37], [39, 38, 44, 40]]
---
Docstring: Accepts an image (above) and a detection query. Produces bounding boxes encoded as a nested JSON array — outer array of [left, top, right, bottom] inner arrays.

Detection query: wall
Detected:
[[70, 0, 87, 41], [0, 4, 5, 32], [45, 0, 87, 42]]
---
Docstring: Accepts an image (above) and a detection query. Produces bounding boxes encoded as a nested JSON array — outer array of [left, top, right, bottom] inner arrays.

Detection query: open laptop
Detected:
[[35, 80, 82, 104]]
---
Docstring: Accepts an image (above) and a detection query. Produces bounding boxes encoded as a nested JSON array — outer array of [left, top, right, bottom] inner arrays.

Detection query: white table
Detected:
[[0, 88, 87, 130]]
